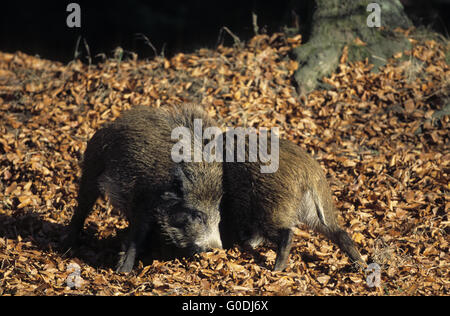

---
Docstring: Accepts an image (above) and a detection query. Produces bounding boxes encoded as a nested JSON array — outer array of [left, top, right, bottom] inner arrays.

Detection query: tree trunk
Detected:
[[293, 0, 412, 95]]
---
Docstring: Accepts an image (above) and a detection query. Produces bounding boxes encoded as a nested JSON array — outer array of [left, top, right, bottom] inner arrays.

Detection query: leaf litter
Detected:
[[0, 31, 448, 295]]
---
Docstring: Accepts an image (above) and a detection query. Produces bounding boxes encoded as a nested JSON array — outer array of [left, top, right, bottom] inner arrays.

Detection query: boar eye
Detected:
[[190, 210, 206, 223], [170, 209, 205, 227]]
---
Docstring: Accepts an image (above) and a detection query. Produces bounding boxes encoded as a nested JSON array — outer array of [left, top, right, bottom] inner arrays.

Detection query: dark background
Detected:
[[0, 0, 449, 63]]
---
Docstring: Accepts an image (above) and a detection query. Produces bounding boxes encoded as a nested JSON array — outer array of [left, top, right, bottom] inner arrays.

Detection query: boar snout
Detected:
[[194, 224, 223, 252]]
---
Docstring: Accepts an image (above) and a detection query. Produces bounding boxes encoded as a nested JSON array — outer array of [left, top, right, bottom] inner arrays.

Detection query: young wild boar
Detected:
[[64, 104, 223, 272], [220, 134, 364, 271]]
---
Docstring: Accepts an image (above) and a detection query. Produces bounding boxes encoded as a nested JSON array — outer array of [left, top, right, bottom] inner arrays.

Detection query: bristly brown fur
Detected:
[[220, 134, 364, 271], [64, 104, 223, 273]]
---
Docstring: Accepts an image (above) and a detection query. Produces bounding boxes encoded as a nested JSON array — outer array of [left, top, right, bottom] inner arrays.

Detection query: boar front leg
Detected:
[[273, 228, 293, 271], [116, 242, 138, 273], [116, 223, 150, 273], [116, 205, 153, 273]]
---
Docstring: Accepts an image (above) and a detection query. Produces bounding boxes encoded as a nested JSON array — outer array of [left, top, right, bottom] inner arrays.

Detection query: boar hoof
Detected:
[[273, 261, 287, 272], [116, 249, 136, 273]]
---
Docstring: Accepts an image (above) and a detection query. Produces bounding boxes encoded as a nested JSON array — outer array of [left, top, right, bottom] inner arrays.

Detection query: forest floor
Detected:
[[0, 30, 448, 295]]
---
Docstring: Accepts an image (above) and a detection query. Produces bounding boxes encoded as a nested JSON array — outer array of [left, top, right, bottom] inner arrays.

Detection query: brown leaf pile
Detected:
[[0, 31, 448, 295]]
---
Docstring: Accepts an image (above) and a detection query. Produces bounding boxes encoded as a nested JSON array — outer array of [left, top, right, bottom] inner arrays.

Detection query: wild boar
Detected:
[[220, 133, 364, 271], [64, 104, 223, 272]]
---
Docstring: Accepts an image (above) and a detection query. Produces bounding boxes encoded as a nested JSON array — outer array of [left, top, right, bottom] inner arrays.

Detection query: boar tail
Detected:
[[310, 190, 365, 268]]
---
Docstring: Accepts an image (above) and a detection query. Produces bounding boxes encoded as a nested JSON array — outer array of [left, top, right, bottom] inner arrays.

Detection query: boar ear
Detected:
[[161, 191, 182, 206], [161, 165, 191, 204], [173, 164, 192, 192]]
